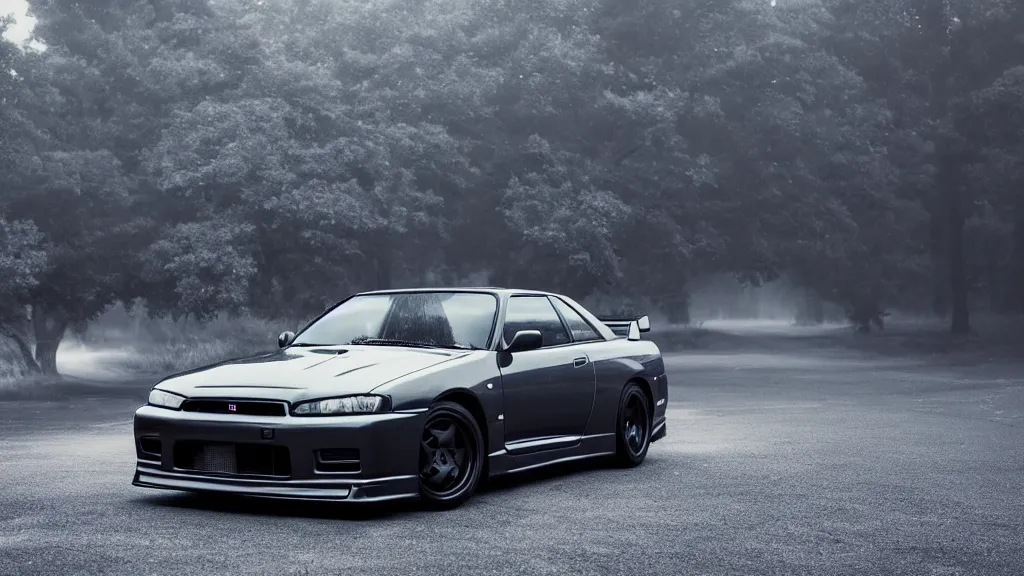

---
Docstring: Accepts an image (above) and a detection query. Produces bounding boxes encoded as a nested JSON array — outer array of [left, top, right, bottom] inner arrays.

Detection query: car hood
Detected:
[[154, 345, 472, 402]]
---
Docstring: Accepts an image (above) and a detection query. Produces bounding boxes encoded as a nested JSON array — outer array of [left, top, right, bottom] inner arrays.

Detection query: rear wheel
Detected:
[[418, 401, 484, 509], [613, 382, 651, 467]]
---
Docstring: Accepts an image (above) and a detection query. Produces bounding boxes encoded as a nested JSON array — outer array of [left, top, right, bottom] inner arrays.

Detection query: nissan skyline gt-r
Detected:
[[132, 288, 669, 509]]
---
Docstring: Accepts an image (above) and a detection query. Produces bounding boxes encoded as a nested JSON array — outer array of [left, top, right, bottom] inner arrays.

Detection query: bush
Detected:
[[0, 339, 28, 388], [0, 339, 63, 393]]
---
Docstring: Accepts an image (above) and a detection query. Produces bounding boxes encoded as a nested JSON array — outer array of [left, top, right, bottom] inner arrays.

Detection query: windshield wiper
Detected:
[[289, 342, 336, 347], [443, 343, 484, 350], [352, 338, 480, 350], [352, 338, 441, 348]]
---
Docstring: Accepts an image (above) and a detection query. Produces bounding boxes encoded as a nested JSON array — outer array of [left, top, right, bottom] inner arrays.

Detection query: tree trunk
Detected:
[[35, 338, 60, 374], [847, 298, 883, 333], [920, 3, 973, 332], [31, 306, 69, 375], [796, 290, 824, 325], [2, 331, 40, 372], [946, 185, 970, 335], [662, 290, 690, 325], [929, 215, 949, 317]]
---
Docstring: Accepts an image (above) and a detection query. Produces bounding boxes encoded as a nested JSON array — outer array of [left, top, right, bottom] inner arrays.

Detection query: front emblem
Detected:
[[228, 404, 237, 412]]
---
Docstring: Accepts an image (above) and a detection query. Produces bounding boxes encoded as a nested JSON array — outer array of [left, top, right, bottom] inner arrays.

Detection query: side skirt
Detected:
[[651, 417, 667, 443], [486, 433, 616, 478]]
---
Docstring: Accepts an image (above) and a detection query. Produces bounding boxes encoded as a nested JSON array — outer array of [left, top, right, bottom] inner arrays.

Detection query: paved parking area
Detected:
[[1, 334, 1022, 576]]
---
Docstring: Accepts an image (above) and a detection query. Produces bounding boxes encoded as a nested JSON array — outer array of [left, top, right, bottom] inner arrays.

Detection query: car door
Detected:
[[498, 295, 597, 454]]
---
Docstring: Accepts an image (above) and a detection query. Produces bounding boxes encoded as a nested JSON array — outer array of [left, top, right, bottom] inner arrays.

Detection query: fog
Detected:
[[1, 0, 1022, 379]]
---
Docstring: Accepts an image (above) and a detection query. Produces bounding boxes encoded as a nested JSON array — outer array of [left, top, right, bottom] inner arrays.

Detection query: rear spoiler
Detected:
[[599, 315, 651, 341]]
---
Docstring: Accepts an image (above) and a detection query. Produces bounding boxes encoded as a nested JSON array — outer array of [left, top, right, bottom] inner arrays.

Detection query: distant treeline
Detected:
[[1, 0, 1022, 372]]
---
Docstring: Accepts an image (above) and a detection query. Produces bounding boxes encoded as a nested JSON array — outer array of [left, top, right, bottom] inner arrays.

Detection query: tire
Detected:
[[613, 382, 652, 468], [417, 401, 485, 509]]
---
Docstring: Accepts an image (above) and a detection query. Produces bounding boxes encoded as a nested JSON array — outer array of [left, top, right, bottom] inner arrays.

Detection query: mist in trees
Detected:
[[1, 0, 1022, 373]]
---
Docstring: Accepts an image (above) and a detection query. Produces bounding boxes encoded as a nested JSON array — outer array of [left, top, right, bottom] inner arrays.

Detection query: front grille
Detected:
[[315, 448, 361, 473], [181, 399, 287, 417], [174, 441, 292, 477]]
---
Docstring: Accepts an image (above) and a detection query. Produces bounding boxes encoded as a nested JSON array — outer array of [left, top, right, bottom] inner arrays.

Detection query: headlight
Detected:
[[148, 389, 186, 410], [292, 395, 388, 416]]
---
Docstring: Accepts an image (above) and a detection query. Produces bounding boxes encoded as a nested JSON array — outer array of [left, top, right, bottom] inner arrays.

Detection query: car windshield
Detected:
[[292, 292, 498, 350]]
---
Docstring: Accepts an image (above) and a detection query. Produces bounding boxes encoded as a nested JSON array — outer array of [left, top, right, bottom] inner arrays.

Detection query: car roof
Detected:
[[354, 287, 556, 297]]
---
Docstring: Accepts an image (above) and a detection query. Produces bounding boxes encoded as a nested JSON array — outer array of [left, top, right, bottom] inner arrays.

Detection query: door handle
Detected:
[[573, 357, 588, 368]]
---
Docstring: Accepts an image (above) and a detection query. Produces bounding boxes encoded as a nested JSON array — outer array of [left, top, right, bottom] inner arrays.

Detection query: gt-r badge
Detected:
[[228, 404, 236, 412]]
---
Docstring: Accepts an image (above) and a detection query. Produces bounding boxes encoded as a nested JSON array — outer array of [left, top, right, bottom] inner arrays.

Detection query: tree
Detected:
[[958, 65, 1024, 314], [824, 0, 1024, 333], [0, 0, 233, 372], [1, 18, 48, 369], [3, 149, 136, 372], [4, 0, 1019, 351], [497, 136, 631, 297], [0, 218, 48, 369]]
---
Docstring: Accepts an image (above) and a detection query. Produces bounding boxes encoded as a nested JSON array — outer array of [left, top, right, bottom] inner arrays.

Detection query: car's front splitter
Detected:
[[132, 464, 419, 503]]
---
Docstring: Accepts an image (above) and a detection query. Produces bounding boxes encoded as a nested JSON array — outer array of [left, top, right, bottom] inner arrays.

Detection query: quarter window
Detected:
[[550, 298, 602, 342], [503, 296, 570, 347]]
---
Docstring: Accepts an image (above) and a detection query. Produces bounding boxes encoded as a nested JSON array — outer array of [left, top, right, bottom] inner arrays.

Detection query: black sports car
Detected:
[[133, 288, 668, 509]]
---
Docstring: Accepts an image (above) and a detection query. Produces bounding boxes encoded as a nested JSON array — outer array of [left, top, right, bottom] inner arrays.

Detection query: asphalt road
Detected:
[[2, 328, 1023, 576]]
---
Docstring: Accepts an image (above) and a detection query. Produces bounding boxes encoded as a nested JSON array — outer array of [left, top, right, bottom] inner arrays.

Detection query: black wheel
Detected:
[[418, 401, 484, 509], [613, 382, 651, 467]]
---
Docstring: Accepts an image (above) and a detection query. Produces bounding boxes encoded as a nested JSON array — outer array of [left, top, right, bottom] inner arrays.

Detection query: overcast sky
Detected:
[[1, 0, 34, 45]]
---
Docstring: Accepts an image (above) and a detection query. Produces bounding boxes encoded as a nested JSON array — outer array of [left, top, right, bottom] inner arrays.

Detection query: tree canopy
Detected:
[[1, 0, 1022, 372]]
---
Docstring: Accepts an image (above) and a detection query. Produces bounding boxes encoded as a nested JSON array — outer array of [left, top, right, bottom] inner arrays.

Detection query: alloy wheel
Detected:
[[419, 407, 479, 503]]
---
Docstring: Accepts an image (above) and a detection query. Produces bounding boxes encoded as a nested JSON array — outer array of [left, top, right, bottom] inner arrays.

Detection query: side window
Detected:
[[550, 297, 602, 343], [503, 296, 570, 348]]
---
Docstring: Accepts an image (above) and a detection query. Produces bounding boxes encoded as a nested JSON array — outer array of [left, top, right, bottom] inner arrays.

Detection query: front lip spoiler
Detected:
[[133, 467, 420, 503]]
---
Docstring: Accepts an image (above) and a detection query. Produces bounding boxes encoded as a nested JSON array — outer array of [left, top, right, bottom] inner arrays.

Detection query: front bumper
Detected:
[[132, 405, 424, 503]]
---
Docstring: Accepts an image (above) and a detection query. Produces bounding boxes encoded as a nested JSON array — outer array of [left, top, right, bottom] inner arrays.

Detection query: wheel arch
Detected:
[[625, 376, 654, 425], [432, 388, 489, 448]]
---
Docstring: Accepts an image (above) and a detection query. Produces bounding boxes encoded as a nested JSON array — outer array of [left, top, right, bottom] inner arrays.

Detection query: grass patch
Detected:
[[120, 337, 272, 375], [0, 340, 69, 397], [0, 339, 33, 390], [82, 312, 292, 377], [743, 315, 1024, 364], [830, 316, 1024, 360]]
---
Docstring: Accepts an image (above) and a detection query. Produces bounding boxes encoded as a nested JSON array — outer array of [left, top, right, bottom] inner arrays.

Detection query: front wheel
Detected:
[[613, 382, 651, 467], [418, 401, 484, 509]]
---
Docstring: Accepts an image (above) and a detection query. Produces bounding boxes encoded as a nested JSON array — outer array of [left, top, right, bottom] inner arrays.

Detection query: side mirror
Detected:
[[505, 329, 542, 352], [278, 331, 296, 348]]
